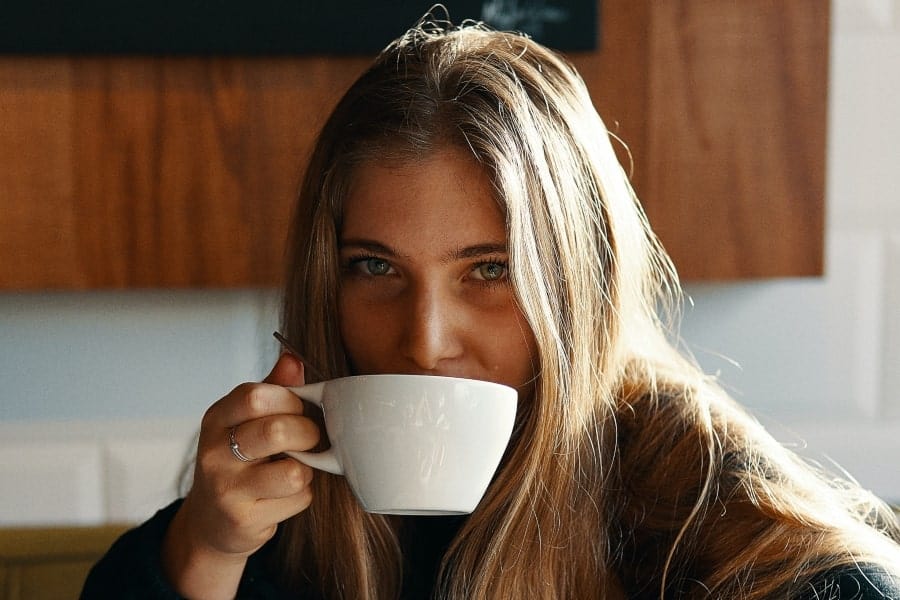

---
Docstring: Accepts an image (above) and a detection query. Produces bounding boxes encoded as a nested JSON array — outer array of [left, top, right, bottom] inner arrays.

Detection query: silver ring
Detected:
[[229, 426, 254, 462]]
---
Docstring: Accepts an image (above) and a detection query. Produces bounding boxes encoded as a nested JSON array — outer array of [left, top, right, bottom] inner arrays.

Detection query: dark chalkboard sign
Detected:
[[0, 1, 597, 55]]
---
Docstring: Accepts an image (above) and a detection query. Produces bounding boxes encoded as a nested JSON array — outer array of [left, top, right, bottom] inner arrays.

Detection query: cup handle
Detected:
[[286, 382, 343, 475]]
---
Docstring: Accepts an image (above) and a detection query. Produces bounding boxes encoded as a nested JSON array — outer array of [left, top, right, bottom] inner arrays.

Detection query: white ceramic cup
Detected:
[[286, 374, 517, 515]]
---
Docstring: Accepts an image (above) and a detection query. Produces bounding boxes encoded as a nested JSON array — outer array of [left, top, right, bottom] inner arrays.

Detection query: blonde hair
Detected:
[[279, 19, 900, 599]]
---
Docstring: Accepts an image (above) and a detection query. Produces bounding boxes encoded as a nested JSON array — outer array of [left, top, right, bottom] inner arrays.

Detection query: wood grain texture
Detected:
[[0, 1, 827, 288], [571, 0, 652, 198], [643, 1, 828, 279], [1, 55, 369, 288]]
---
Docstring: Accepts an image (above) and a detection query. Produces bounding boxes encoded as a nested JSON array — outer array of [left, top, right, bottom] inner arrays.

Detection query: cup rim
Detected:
[[324, 373, 516, 391]]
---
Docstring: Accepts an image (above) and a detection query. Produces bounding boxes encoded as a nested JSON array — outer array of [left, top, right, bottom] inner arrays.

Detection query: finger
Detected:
[[229, 414, 320, 462], [264, 352, 306, 387], [237, 456, 314, 501], [200, 354, 307, 436], [204, 383, 305, 431], [248, 489, 315, 529]]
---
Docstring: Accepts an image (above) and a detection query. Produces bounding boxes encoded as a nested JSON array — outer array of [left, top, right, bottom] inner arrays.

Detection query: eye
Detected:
[[358, 257, 392, 276], [472, 261, 508, 281]]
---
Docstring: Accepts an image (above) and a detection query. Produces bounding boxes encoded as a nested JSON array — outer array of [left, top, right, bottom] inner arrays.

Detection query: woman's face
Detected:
[[338, 146, 538, 402]]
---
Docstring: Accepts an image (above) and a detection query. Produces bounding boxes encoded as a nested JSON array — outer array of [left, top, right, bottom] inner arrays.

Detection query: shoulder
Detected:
[[796, 564, 900, 600], [81, 500, 184, 596]]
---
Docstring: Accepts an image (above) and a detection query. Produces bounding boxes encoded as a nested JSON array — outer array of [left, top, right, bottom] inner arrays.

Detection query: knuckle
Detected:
[[301, 464, 315, 486], [221, 505, 247, 531], [221, 499, 258, 532], [242, 383, 269, 415], [283, 462, 308, 493], [261, 418, 287, 447], [297, 486, 314, 511], [195, 447, 220, 476], [259, 524, 278, 544], [300, 418, 322, 449], [200, 401, 223, 430], [233, 381, 255, 396]]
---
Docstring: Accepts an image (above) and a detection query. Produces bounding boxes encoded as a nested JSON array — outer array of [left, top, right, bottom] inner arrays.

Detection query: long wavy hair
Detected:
[[277, 19, 900, 599]]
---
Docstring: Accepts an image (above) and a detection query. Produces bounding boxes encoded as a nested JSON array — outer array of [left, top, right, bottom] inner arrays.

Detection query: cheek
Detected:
[[338, 292, 393, 372], [511, 334, 540, 404], [338, 296, 366, 367], [485, 310, 539, 390]]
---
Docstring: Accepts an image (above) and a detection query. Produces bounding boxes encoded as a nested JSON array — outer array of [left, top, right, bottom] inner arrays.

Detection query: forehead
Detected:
[[341, 147, 506, 242]]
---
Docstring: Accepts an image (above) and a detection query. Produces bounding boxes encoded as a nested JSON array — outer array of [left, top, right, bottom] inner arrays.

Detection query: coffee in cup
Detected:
[[286, 374, 517, 515]]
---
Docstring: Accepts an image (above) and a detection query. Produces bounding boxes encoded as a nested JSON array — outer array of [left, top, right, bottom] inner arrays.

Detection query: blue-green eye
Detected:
[[363, 258, 391, 276], [474, 262, 507, 281]]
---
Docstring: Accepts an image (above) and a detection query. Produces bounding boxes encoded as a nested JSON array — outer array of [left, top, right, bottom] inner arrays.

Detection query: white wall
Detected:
[[681, 0, 900, 502], [1, 0, 898, 526], [0, 291, 282, 525]]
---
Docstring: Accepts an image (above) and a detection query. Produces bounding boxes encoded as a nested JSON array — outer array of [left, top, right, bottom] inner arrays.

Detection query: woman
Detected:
[[84, 19, 900, 599]]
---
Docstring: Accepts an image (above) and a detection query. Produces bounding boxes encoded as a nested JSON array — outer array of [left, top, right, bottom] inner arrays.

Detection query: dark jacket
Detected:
[[81, 500, 900, 599]]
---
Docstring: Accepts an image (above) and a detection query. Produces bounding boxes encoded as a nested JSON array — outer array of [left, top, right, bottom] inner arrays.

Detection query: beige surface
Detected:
[[0, 524, 129, 600]]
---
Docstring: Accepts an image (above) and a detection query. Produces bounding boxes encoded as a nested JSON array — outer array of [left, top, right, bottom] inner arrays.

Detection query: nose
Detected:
[[400, 282, 464, 371]]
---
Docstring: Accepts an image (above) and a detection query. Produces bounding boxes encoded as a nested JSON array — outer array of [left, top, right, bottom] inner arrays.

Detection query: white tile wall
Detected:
[[0, 290, 281, 422], [834, 0, 899, 32], [827, 230, 885, 420], [681, 230, 887, 421], [675, 0, 900, 502], [778, 421, 900, 500], [885, 234, 900, 419], [0, 441, 104, 526], [829, 4, 900, 229], [105, 434, 196, 523], [0, 420, 196, 526]]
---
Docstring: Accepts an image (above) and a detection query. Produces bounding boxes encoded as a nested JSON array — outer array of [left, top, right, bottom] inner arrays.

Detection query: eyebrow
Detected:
[[340, 238, 507, 263], [447, 243, 508, 261]]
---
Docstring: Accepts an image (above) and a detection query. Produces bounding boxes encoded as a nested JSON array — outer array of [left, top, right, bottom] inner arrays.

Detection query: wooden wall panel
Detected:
[[1, 56, 370, 288], [570, 0, 652, 197], [0, 59, 78, 287], [0, 1, 827, 288], [643, 1, 828, 279]]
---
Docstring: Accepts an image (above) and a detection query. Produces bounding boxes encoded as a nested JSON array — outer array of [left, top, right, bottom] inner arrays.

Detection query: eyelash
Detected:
[[341, 254, 509, 286], [471, 258, 510, 286], [343, 254, 393, 277]]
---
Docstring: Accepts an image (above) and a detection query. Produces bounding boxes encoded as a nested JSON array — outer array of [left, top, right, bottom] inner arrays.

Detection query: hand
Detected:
[[162, 353, 320, 599]]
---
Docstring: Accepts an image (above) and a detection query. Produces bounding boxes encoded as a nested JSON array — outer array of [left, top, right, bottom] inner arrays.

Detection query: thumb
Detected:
[[264, 352, 306, 387]]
